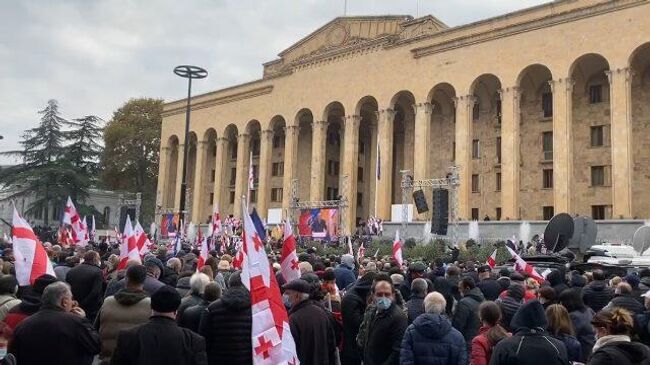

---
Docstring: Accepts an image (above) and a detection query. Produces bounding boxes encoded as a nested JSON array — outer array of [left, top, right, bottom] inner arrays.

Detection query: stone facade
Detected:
[[157, 0, 650, 234]]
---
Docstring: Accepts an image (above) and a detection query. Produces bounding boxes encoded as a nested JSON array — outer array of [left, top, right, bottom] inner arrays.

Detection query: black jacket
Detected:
[[635, 311, 650, 347], [490, 300, 569, 365], [546, 270, 569, 297], [609, 294, 645, 315], [10, 305, 100, 365], [452, 287, 484, 350], [340, 276, 373, 365], [582, 280, 614, 312], [177, 294, 206, 325], [569, 308, 596, 362], [362, 303, 408, 365], [178, 302, 208, 333], [478, 277, 502, 301], [405, 295, 425, 324], [590, 340, 650, 365], [497, 285, 525, 331], [66, 262, 105, 320], [111, 315, 207, 365], [289, 299, 337, 365], [160, 267, 179, 287], [198, 286, 252, 365]]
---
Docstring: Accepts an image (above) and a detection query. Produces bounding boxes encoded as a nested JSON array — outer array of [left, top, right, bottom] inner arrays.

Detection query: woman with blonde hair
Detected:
[[590, 307, 650, 365], [546, 304, 581, 362]]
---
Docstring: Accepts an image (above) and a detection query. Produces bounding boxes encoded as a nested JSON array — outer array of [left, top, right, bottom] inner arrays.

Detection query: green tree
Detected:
[[0, 100, 83, 225], [100, 98, 163, 225], [64, 115, 104, 183]]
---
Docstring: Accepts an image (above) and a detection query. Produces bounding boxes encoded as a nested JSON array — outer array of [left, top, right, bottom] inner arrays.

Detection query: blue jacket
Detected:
[[334, 264, 356, 291], [400, 313, 467, 365]]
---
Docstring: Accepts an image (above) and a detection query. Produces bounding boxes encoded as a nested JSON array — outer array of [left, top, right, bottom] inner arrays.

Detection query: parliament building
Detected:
[[156, 0, 650, 234]]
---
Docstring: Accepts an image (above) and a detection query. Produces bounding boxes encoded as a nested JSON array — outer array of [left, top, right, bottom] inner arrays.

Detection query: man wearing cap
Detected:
[[477, 265, 501, 301], [284, 278, 337, 365], [111, 285, 207, 365]]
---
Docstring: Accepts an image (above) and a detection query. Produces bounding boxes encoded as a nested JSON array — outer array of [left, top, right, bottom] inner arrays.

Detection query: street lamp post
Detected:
[[174, 65, 208, 226]]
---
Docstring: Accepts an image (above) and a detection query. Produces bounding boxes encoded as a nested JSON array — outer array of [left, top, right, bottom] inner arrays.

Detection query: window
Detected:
[[251, 139, 260, 156], [591, 166, 605, 186], [496, 99, 502, 124], [271, 188, 283, 202], [496, 207, 502, 221], [103, 207, 111, 226], [334, 161, 340, 176], [212, 145, 217, 157], [589, 85, 603, 104], [592, 205, 606, 220], [359, 140, 365, 154], [209, 193, 214, 205], [472, 102, 480, 121], [211, 169, 216, 182], [471, 208, 479, 221], [591, 126, 604, 147], [231, 142, 238, 159], [472, 140, 480, 159], [472, 174, 480, 193], [272, 162, 284, 177], [543, 206, 554, 220], [272, 136, 283, 149], [229, 191, 235, 204], [357, 192, 363, 207], [229, 168, 236, 186], [327, 187, 340, 201], [542, 92, 553, 118], [250, 190, 257, 203], [542, 131, 553, 160], [496, 137, 501, 164], [327, 160, 339, 176], [543, 169, 553, 189], [452, 142, 456, 162], [496, 173, 501, 192], [358, 167, 364, 182], [252, 165, 259, 184]]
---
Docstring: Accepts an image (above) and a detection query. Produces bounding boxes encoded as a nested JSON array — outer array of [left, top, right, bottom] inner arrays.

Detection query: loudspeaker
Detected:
[[412, 189, 429, 214], [431, 189, 449, 235]]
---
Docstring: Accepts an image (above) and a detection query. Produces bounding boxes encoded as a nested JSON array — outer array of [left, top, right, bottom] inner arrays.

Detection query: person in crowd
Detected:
[[0, 276, 20, 321], [590, 307, 650, 365], [105, 257, 166, 297], [54, 255, 78, 281], [110, 285, 207, 365], [605, 282, 645, 315], [96, 265, 151, 365], [452, 276, 485, 351], [490, 300, 569, 365], [179, 282, 221, 333], [496, 284, 524, 331], [568, 270, 587, 293], [496, 268, 511, 293], [477, 265, 501, 301], [358, 274, 407, 365], [546, 269, 569, 297], [546, 304, 582, 363], [160, 257, 182, 287], [623, 273, 644, 302], [538, 286, 557, 309], [635, 290, 650, 346], [216, 260, 232, 289], [445, 265, 462, 306], [177, 272, 210, 322], [199, 271, 252, 365], [557, 287, 596, 362], [285, 278, 337, 365], [502, 273, 536, 302], [10, 282, 100, 365], [391, 273, 404, 289], [405, 278, 427, 324], [471, 301, 509, 365], [611, 276, 623, 289], [400, 291, 467, 365], [66, 250, 105, 321], [582, 269, 615, 313], [340, 271, 376, 365], [399, 262, 426, 301], [4, 274, 57, 330], [335, 254, 357, 292]]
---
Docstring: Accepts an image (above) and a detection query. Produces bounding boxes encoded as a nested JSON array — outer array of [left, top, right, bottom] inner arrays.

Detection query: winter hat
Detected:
[[625, 273, 641, 288], [341, 254, 355, 269], [570, 273, 587, 288], [282, 279, 312, 294], [510, 300, 548, 332], [507, 284, 525, 301], [32, 274, 58, 295], [151, 285, 181, 313]]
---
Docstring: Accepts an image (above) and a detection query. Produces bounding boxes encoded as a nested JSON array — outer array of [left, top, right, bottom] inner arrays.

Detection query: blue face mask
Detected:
[[376, 297, 392, 311], [283, 294, 291, 308]]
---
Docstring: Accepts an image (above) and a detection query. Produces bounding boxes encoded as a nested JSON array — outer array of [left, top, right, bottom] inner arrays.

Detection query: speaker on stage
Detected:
[[412, 189, 429, 214], [431, 189, 449, 235]]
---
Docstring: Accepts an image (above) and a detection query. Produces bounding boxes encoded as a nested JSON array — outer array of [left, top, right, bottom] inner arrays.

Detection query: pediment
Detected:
[[398, 15, 448, 41]]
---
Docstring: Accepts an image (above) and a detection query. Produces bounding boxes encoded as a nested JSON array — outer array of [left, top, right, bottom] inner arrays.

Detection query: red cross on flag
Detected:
[[280, 220, 300, 283], [117, 215, 141, 270], [486, 248, 498, 269], [63, 196, 83, 245], [12, 205, 55, 285], [79, 216, 89, 246], [506, 246, 545, 283], [197, 236, 209, 272], [392, 230, 403, 268], [133, 220, 151, 256], [240, 199, 299, 365]]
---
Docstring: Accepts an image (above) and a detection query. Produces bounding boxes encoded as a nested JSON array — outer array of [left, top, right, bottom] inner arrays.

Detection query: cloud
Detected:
[[0, 0, 551, 164]]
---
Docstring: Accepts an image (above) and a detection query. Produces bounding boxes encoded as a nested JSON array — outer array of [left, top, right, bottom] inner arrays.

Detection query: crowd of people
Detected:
[[0, 237, 649, 365]]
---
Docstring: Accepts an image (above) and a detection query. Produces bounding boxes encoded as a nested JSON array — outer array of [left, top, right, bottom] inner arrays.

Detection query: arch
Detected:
[[167, 135, 179, 148], [295, 108, 313, 126], [389, 90, 416, 109], [629, 42, 650, 217], [223, 124, 239, 140], [428, 83, 457, 115], [470, 74, 502, 108], [569, 53, 610, 80], [427, 83, 456, 104], [517, 64, 553, 90], [322, 101, 346, 121], [355, 95, 378, 116], [203, 128, 217, 141], [245, 119, 262, 135], [269, 115, 286, 130]]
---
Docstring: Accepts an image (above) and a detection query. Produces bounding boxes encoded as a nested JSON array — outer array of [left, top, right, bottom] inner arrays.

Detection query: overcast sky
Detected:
[[0, 0, 550, 164]]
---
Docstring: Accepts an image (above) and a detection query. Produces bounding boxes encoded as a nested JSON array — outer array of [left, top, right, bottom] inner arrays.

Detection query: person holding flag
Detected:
[[117, 216, 141, 270], [279, 220, 300, 284]]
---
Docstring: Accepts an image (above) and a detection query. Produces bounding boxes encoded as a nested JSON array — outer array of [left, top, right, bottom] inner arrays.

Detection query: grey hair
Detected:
[[189, 273, 211, 295], [41, 282, 71, 308], [423, 292, 447, 314], [411, 278, 428, 296], [167, 257, 182, 272]]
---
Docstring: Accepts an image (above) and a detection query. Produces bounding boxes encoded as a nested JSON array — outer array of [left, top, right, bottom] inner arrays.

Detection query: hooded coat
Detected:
[[489, 300, 568, 365], [452, 287, 485, 350], [582, 280, 614, 312], [400, 313, 467, 365], [590, 339, 650, 365], [334, 258, 357, 292], [66, 262, 105, 320]]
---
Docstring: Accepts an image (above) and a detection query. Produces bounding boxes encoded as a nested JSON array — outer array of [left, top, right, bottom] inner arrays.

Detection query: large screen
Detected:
[[298, 208, 339, 240], [160, 213, 180, 238]]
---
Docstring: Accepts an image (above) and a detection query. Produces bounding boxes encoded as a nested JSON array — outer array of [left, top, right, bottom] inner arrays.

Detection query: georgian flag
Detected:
[[280, 220, 300, 283], [12, 205, 55, 285], [133, 220, 151, 256], [240, 199, 299, 365], [357, 242, 365, 262], [197, 236, 209, 272], [392, 230, 403, 267], [347, 236, 354, 256], [117, 216, 141, 270], [486, 248, 498, 268], [210, 204, 222, 237], [90, 215, 96, 242], [506, 246, 545, 283], [63, 196, 83, 245], [80, 216, 89, 246]]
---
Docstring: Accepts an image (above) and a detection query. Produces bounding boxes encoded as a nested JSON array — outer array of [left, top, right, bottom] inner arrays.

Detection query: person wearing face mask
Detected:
[[357, 275, 408, 365], [284, 278, 337, 365], [9, 281, 100, 365]]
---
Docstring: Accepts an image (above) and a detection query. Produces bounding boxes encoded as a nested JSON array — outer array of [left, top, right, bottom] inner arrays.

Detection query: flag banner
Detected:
[[12, 205, 55, 285], [280, 220, 300, 283], [392, 230, 403, 267], [118, 215, 141, 270], [297, 208, 339, 240]]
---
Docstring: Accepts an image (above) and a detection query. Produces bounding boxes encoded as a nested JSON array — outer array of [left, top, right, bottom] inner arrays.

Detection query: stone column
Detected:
[[212, 137, 227, 213], [234, 133, 250, 217], [499, 87, 521, 220], [550, 78, 573, 214], [310, 120, 328, 201], [454, 95, 475, 220], [342, 115, 361, 234], [369, 123, 378, 217], [282, 125, 299, 217], [257, 129, 274, 219], [173, 144, 186, 211], [607, 68, 633, 218], [191, 141, 207, 223], [157, 146, 171, 209], [375, 109, 395, 220], [412, 102, 433, 220]]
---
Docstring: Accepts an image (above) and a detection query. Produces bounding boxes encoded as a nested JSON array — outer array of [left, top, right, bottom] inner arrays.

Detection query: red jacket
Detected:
[[470, 326, 492, 365]]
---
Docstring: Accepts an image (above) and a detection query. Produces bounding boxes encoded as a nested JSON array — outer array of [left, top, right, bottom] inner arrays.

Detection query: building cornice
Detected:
[[162, 85, 274, 117]]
